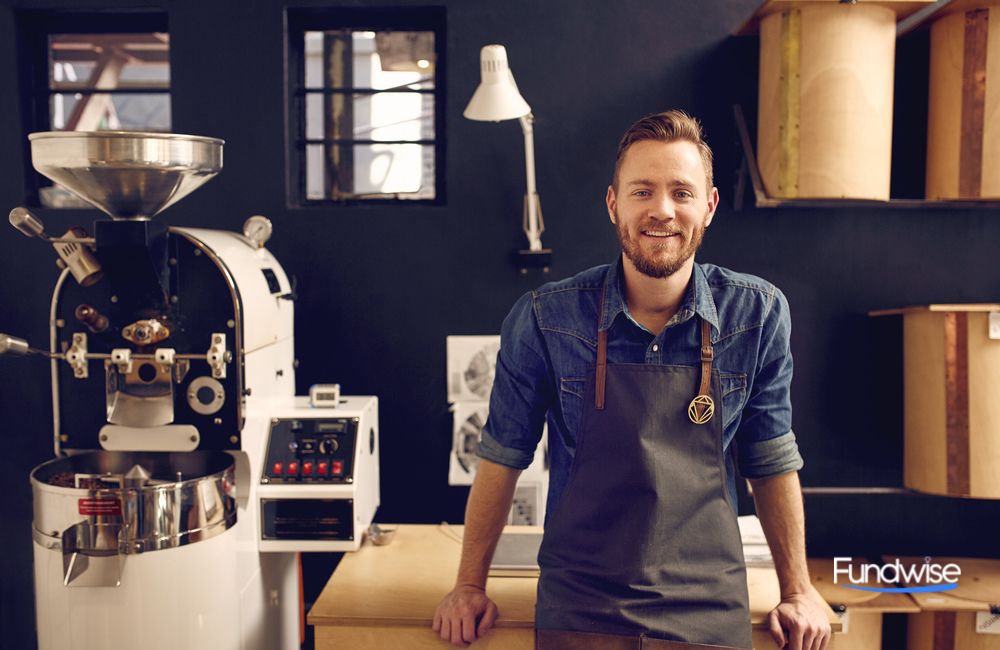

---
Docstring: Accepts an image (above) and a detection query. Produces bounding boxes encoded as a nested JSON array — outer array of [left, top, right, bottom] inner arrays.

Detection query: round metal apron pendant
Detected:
[[688, 394, 715, 424]]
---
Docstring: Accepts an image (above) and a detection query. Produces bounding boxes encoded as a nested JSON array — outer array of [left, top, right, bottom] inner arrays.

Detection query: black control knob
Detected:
[[319, 437, 339, 455]]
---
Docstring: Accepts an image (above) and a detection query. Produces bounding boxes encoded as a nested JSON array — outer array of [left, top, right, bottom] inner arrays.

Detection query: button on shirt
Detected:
[[478, 257, 804, 517]]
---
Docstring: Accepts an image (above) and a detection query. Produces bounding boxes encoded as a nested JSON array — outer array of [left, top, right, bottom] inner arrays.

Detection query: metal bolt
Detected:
[[194, 249, 202, 256], [261, 477, 270, 484], [227, 319, 235, 328], [169, 258, 177, 266], [271, 418, 279, 424], [214, 418, 222, 425], [59, 434, 69, 443], [190, 435, 197, 443], [110, 296, 118, 303], [100, 434, 108, 442], [229, 435, 238, 444], [243, 387, 252, 397], [170, 296, 179, 304], [214, 335, 222, 343], [55, 319, 65, 328]]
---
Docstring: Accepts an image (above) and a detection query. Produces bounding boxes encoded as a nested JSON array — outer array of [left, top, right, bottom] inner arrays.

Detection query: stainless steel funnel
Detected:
[[29, 131, 224, 220]]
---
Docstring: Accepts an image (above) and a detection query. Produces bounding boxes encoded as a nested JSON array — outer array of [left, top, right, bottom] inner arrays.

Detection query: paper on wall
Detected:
[[446, 336, 501, 403]]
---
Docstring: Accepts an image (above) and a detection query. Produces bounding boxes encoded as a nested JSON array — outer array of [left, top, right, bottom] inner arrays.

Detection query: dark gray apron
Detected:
[[535, 302, 752, 649]]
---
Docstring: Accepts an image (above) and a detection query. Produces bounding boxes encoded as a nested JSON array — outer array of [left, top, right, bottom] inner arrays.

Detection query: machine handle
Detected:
[[9, 207, 46, 238], [0, 333, 30, 355]]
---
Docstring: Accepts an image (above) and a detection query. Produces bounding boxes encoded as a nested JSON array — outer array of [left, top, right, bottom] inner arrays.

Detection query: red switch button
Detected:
[[332, 460, 343, 476], [318, 462, 329, 476], [272, 462, 283, 476], [303, 462, 313, 476], [288, 462, 299, 475]]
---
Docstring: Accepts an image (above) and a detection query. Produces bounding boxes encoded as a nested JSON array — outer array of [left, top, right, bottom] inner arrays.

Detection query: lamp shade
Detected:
[[463, 44, 531, 121]]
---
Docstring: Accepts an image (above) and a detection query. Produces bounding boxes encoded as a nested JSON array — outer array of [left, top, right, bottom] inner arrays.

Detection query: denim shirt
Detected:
[[478, 256, 804, 518]]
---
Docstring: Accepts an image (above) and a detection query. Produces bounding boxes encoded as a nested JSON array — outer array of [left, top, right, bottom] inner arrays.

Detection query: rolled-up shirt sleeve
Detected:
[[478, 291, 553, 470], [736, 286, 804, 479]]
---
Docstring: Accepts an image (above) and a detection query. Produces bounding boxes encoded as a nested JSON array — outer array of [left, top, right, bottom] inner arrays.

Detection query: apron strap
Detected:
[[698, 318, 713, 396], [596, 329, 608, 410], [687, 318, 716, 425]]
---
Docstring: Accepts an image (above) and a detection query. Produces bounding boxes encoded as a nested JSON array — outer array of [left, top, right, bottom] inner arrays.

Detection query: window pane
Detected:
[[305, 143, 435, 200], [48, 33, 169, 133], [50, 92, 170, 131], [304, 30, 435, 90], [304, 91, 434, 142], [49, 33, 170, 89]]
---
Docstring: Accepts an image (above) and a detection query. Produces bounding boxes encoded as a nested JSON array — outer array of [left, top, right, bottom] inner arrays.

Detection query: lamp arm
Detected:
[[519, 114, 544, 251]]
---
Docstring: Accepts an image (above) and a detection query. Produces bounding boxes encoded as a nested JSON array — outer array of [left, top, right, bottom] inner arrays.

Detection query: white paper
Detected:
[[977, 611, 1000, 635], [738, 515, 768, 545], [447, 336, 501, 403], [449, 401, 489, 485], [738, 515, 773, 567], [448, 400, 549, 521]]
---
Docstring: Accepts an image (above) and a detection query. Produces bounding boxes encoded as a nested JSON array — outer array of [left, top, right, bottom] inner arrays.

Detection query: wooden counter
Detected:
[[308, 524, 840, 650]]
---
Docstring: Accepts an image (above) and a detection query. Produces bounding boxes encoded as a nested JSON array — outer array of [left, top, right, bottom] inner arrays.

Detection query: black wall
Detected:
[[2, 1, 999, 648]]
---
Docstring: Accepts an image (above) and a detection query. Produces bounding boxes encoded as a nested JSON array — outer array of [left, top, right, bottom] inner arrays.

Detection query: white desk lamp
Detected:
[[464, 44, 551, 270]]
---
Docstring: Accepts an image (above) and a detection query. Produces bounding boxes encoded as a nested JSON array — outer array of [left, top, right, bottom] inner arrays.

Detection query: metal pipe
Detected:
[[51, 268, 70, 455], [519, 114, 544, 252]]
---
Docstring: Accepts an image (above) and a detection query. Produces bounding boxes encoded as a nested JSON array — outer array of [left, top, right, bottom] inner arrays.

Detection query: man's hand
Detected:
[[432, 584, 499, 647], [765, 586, 831, 650]]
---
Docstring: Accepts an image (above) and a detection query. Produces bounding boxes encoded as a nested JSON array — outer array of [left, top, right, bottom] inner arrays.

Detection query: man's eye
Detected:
[[633, 190, 650, 197], [675, 191, 693, 199]]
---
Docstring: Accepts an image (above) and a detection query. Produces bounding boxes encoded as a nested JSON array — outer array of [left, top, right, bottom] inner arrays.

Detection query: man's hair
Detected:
[[612, 110, 714, 194]]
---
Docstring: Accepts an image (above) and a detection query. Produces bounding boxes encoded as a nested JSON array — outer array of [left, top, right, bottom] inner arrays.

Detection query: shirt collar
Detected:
[[599, 256, 720, 339]]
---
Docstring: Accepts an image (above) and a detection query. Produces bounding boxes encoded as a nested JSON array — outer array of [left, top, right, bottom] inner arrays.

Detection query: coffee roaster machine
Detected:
[[0, 131, 380, 649]]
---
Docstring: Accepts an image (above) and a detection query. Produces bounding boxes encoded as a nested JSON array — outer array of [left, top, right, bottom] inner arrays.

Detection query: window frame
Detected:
[[15, 11, 171, 208], [285, 6, 447, 207]]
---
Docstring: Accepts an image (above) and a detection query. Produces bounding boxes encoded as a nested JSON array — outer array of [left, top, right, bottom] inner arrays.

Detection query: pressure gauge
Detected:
[[242, 215, 273, 248]]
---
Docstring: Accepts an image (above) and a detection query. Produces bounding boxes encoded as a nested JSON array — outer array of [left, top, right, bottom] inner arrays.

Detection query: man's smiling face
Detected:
[[607, 139, 719, 279]]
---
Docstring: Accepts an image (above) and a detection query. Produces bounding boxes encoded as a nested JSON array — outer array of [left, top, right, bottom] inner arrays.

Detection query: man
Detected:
[[433, 111, 831, 650]]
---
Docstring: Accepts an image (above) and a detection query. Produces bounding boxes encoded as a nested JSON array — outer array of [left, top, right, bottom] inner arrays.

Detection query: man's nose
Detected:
[[648, 196, 676, 221]]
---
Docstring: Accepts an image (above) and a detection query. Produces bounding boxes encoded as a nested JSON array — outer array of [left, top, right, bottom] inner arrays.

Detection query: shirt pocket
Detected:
[[558, 376, 587, 442], [720, 371, 747, 429]]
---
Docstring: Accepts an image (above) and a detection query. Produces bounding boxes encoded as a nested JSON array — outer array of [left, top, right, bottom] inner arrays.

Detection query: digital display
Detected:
[[317, 421, 347, 432]]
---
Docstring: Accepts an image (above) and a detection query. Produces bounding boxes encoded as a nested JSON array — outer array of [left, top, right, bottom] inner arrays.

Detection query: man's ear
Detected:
[[606, 186, 617, 225], [705, 186, 720, 228]]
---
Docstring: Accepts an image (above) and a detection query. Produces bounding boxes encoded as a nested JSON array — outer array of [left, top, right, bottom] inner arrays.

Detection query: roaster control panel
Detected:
[[261, 417, 359, 483]]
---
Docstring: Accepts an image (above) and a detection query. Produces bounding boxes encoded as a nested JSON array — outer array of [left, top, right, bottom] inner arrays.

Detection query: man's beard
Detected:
[[615, 208, 707, 279]]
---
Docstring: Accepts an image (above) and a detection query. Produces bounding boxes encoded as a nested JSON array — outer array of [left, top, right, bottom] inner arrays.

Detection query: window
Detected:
[[287, 8, 446, 205], [48, 33, 170, 133], [16, 12, 170, 208]]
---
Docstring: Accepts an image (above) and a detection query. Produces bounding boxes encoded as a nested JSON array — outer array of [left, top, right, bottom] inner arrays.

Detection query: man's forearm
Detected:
[[749, 471, 812, 596], [455, 458, 522, 590]]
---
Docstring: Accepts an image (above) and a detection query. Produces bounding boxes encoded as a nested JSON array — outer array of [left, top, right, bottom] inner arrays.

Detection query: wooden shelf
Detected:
[[733, 104, 1000, 210]]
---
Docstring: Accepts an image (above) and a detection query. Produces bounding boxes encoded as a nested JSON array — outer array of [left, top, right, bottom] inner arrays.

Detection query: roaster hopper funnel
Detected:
[[28, 131, 224, 220]]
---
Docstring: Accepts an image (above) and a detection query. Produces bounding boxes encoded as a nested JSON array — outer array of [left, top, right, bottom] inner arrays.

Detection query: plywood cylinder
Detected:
[[903, 310, 1000, 499], [757, 5, 896, 199], [907, 611, 1000, 649], [926, 3, 1000, 199]]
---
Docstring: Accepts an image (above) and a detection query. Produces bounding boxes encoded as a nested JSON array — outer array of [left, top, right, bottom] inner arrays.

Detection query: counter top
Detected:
[[308, 524, 842, 649]]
